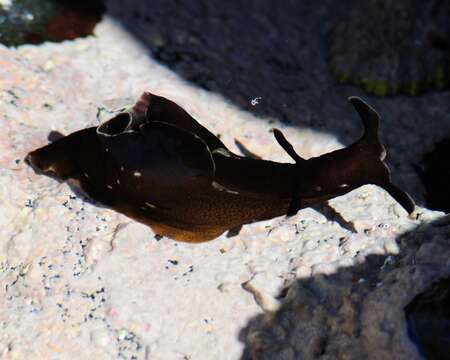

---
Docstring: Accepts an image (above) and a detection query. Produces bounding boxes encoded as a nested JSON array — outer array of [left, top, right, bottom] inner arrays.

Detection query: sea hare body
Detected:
[[26, 92, 415, 242]]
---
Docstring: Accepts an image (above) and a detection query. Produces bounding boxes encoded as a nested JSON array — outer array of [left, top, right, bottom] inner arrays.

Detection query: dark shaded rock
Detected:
[[406, 277, 450, 359], [240, 216, 450, 359], [420, 138, 450, 213], [0, 0, 105, 47], [105, 0, 338, 129], [329, 0, 450, 96]]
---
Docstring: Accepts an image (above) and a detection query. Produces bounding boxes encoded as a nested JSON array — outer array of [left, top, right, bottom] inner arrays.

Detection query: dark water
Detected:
[[406, 277, 450, 359], [420, 138, 450, 213]]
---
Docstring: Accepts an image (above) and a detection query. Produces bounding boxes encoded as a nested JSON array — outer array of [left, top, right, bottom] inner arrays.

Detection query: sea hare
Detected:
[[26, 92, 415, 242]]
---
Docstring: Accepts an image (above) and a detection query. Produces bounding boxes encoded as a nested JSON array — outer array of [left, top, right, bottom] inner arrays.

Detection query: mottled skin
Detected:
[[26, 92, 415, 242]]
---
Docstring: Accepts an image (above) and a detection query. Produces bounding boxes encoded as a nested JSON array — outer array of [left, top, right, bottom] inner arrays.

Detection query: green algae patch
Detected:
[[361, 79, 389, 97]]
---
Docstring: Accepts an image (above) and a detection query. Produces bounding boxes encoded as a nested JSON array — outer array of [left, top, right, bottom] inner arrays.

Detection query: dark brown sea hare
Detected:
[[329, 0, 450, 96], [26, 92, 414, 242]]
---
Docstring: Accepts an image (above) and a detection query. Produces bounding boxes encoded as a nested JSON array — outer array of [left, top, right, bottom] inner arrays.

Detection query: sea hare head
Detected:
[[26, 139, 75, 179], [26, 126, 100, 181]]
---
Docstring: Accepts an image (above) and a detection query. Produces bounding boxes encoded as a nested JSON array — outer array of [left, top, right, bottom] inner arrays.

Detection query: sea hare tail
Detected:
[[348, 97, 416, 214], [348, 96, 381, 146]]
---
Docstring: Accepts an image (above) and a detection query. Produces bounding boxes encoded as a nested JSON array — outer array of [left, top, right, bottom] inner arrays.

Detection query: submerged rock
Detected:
[[329, 0, 450, 96], [0, 0, 105, 46]]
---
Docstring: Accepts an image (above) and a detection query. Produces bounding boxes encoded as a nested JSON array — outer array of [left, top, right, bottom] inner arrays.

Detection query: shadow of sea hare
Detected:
[[329, 0, 450, 96], [0, 0, 105, 46]]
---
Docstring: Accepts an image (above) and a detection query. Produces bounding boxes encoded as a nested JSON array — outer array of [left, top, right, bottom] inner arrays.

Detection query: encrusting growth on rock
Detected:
[[26, 92, 415, 242]]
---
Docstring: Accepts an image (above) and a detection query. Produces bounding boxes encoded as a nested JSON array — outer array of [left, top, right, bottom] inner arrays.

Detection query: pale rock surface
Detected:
[[0, 16, 447, 360]]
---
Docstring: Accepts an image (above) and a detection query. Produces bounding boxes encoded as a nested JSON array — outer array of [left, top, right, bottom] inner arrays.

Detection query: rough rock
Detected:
[[240, 213, 450, 360], [0, 2, 449, 359]]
